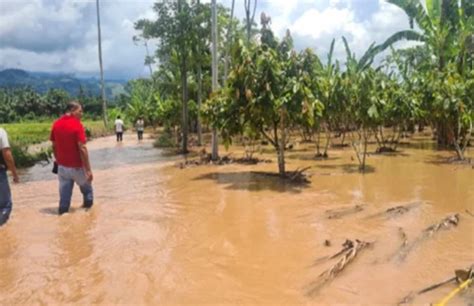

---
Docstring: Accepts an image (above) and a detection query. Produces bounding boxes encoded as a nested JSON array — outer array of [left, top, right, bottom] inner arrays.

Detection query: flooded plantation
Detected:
[[0, 133, 473, 305]]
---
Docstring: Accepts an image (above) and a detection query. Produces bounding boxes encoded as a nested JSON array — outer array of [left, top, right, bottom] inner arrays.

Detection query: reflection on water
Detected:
[[1, 133, 473, 305]]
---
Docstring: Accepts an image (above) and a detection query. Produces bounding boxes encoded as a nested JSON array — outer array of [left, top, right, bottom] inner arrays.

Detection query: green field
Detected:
[[1, 121, 110, 168], [2, 120, 109, 146]]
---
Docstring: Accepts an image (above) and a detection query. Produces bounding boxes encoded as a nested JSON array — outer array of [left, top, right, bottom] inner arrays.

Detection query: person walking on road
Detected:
[[50, 101, 94, 215], [136, 116, 144, 141], [115, 116, 124, 142], [0, 128, 19, 226]]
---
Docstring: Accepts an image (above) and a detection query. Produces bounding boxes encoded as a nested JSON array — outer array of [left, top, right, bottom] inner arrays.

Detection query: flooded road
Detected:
[[1, 133, 473, 305]]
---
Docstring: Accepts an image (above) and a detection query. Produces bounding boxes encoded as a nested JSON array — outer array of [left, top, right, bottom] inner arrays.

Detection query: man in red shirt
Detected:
[[50, 101, 94, 215]]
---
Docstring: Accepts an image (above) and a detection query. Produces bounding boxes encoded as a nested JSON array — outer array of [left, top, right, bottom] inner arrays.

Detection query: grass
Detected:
[[2, 120, 109, 146], [1, 120, 110, 168]]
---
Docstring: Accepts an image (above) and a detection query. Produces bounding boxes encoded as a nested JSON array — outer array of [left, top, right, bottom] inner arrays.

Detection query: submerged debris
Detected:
[[287, 166, 312, 184], [307, 239, 373, 296], [313, 239, 355, 265], [366, 201, 422, 219], [177, 152, 272, 168], [392, 214, 460, 261], [325, 205, 365, 219], [398, 265, 474, 305]]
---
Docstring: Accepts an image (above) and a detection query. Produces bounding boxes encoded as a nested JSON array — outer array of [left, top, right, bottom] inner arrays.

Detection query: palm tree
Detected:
[[96, 0, 107, 127]]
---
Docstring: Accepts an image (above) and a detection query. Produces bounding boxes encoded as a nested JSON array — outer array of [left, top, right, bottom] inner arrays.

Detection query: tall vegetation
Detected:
[[127, 0, 472, 176], [376, 0, 473, 154]]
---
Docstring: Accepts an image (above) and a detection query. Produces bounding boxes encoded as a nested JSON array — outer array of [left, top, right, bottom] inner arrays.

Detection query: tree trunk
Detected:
[[178, 0, 188, 154], [244, 0, 257, 43], [96, 0, 107, 127], [181, 62, 188, 154], [195, 0, 203, 146], [315, 126, 321, 156], [341, 130, 346, 146], [197, 57, 203, 146], [223, 0, 235, 82], [360, 129, 368, 172], [323, 128, 331, 156], [436, 120, 451, 148], [211, 0, 219, 160], [278, 109, 286, 177]]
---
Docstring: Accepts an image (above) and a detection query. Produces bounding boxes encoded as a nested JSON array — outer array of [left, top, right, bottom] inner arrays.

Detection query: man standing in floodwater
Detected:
[[50, 101, 94, 215], [136, 116, 144, 141], [115, 116, 124, 142], [0, 128, 19, 226]]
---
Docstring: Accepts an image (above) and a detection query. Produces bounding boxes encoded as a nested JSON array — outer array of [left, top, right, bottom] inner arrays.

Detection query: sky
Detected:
[[0, 0, 413, 80]]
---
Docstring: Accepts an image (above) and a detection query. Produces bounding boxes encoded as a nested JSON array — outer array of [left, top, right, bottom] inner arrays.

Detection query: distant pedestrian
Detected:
[[0, 128, 19, 226], [136, 116, 145, 141], [50, 101, 94, 215], [115, 116, 124, 142]]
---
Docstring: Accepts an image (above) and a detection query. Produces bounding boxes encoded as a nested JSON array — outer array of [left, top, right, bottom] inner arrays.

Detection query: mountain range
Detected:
[[0, 69, 127, 99]]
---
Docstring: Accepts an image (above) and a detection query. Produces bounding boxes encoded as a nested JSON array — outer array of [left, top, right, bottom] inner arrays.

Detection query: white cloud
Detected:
[[283, 0, 413, 65], [0, 0, 156, 79], [291, 7, 356, 40], [0, 0, 418, 78]]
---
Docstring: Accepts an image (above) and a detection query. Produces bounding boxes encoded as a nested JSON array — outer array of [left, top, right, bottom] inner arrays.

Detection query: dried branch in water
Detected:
[[178, 153, 271, 168], [397, 227, 408, 249], [326, 205, 364, 219], [398, 265, 473, 305], [312, 239, 354, 265], [287, 166, 311, 183], [307, 239, 373, 296], [394, 214, 460, 261], [423, 214, 459, 237], [365, 201, 421, 219]]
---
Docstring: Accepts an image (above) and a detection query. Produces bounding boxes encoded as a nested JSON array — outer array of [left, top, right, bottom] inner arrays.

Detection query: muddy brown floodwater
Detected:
[[0, 133, 473, 305]]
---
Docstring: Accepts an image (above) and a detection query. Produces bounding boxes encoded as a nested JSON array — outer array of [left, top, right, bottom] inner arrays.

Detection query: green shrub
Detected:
[[154, 133, 175, 148], [11, 143, 51, 168]]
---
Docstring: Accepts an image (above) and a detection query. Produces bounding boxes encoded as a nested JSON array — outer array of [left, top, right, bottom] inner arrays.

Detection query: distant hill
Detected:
[[0, 69, 127, 100]]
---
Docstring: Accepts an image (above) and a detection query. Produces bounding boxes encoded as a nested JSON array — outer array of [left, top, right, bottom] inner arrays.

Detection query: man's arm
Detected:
[[2, 148, 19, 183], [78, 142, 93, 182], [51, 141, 57, 160]]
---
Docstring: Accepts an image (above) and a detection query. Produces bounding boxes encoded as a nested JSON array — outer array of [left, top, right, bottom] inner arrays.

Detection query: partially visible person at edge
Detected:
[[136, 116, 144, 141], [115, 115, 124, 142], [0, 128, 19, 226], [50, 101, 94, 215]]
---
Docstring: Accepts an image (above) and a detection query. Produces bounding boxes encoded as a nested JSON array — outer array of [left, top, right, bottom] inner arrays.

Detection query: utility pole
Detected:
[[96, 0, 108, 127]]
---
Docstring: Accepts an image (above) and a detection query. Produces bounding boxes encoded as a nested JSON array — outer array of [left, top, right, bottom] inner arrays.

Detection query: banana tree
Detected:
[[341, 37, 382, 171], [376, 0, 474, 149]]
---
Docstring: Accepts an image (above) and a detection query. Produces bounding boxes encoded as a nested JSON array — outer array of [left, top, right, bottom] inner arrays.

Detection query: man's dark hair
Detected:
[[65, 101, 82, 113], [117, 115, 121, 119]]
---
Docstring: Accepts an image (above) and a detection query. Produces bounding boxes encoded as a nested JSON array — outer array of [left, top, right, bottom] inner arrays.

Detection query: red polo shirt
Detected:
[[50, 115, 87, 168]]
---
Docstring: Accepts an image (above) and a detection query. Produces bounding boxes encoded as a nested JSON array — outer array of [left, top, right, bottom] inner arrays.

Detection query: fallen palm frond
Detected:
[[398, 265, 473, 305], [326, 205, 365, 219], [307, 239, 373, 296], [366, 201, 422, 219], [393, 214, 460, 261]]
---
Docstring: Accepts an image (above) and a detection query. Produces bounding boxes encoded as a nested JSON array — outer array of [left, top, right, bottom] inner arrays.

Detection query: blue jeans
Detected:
[[58, 166, 94, 214], [0, 168, 12, 226]]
